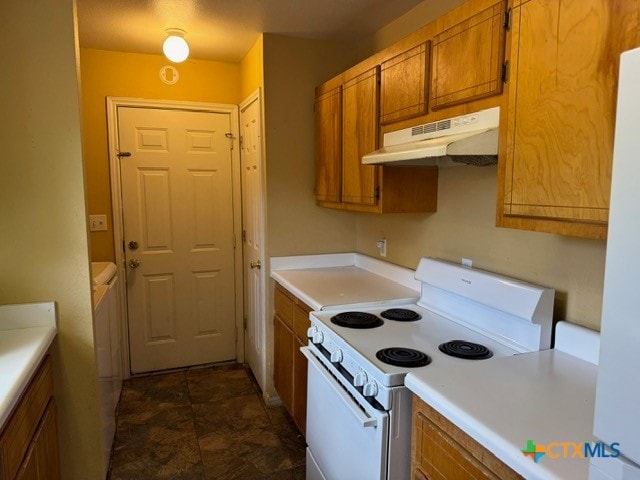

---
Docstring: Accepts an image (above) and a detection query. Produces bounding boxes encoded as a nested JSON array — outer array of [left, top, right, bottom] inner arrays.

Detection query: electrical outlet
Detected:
[[89, 214, 108, 232], [376, 238, 387, 257], [461, 258, 472, 267]]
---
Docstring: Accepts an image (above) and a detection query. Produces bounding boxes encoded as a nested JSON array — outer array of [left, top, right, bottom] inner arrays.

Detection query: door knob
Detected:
[[250, 260, 261, 269], [128, 259, 140, 269]]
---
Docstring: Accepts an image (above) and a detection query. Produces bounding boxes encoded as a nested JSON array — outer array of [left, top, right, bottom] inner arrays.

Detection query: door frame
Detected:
[[106, 97, 244, 378]]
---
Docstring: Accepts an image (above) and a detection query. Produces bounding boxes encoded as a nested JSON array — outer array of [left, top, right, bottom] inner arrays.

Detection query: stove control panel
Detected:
[[363, 381, 379, 398], [353, 371, 368, 387], [308, 317, 395, 409], [311, 331, 324, 344], [306, 326, 317, 339], [330, 349, 343, 364]]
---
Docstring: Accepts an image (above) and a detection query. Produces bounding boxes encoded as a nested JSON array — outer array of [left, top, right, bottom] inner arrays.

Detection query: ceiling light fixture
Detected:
[[163, 28, 189, 63]]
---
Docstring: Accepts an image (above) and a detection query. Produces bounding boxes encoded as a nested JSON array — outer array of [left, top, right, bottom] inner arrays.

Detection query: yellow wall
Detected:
[[80, 48, 241, 261], [354, 1, 607, 330], [0, 1, 104, 478], [240, 35, 264, 100]]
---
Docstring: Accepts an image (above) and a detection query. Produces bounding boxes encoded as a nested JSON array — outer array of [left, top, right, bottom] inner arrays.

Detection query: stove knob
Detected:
[[353, 371, 368, 387], [306, 326, 317, 339], [312, 331, 324, 344], [330, 349, 343, 364], [363, 381, 378, 398]]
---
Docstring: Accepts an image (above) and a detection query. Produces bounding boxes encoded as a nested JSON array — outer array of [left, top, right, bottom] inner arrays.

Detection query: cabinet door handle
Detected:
[[250, 260, 261, 269]]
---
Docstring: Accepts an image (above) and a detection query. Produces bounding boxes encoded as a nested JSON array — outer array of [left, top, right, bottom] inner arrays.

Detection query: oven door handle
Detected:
[[302, 347, 378, 429]]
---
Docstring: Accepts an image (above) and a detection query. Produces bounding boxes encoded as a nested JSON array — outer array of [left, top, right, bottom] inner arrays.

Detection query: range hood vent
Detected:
[[362, 107, 500, 167]]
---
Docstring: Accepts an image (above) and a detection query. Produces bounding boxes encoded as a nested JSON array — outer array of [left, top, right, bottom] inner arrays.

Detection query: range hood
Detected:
[[362, 107, 500, 167]]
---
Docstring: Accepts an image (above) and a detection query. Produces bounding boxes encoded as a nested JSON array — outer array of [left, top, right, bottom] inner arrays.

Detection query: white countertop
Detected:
[[405, 348, 598, 480], [0, 302, 57, 430], [271, 254, 419, 310]]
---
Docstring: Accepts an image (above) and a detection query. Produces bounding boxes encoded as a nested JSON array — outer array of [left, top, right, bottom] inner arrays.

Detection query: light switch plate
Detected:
[[89, 214, 108, 232]]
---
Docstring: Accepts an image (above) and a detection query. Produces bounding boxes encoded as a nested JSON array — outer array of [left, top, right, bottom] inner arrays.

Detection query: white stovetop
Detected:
[[405, 321, 599, 480], [311, 303, 521, 387], [270, 253, 419, 310], [0, 302, 57, 429]]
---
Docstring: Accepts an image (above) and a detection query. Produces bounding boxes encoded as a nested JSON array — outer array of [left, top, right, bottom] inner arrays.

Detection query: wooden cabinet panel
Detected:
[[499, 0, 640, 238], [273, 314, 294, 413], [15, 401, 60, 480], [33, 401, 60, 480], [293, 302, 311, 343], [273, 283, 311, 435], [0, 357, 54, 480], [292, 337, 307, 435], [274, 284, 294, 328], [381, 43, 429, 124], [342, 67, 380, 206], [315, 86, 343, 203], [412, 396, 522, 480], [431, 0, 507, 110]]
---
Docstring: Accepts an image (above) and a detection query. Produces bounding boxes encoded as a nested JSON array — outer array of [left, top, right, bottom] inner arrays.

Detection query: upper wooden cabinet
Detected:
[[315, 86, 342, 204], [315, 68, 439, 214], [342, 67, 380, 206], [380, 43, 430, 124], [430, 0, 507, 110], [498, 0, 640, 239]]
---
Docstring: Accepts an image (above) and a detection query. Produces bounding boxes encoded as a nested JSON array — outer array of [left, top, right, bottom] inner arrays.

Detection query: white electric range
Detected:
[[304, 257, 555, 480]]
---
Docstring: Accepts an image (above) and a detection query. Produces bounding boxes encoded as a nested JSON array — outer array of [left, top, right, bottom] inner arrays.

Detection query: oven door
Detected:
[[302, 346, 389, 480]]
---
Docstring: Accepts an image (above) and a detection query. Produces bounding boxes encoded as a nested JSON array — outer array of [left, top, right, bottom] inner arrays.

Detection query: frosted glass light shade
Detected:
[[163, 31, 189, 63]]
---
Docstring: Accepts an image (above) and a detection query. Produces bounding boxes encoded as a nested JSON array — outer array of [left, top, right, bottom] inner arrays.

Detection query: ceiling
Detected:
[[76, 0, 427, 63]]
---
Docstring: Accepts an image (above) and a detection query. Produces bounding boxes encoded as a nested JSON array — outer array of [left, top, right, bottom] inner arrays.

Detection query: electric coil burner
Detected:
[[331, 311, 383, 329], [380, 308, 422, 321], [376, 347, 432, 367], [438, 340, 493, 360]]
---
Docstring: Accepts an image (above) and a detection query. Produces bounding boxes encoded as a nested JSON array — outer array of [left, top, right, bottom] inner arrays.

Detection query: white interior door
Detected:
[[240, 91, 266, 390], [118, 106, 237, 373]]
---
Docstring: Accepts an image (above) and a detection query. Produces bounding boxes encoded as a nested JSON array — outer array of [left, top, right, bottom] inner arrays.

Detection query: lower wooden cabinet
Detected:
[[273, 283, 311, 435], [0, 356, 61, 480], [412, 396, 522, 480]]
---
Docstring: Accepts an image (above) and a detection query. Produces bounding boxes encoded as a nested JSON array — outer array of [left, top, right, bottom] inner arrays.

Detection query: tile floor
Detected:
[[108, 363, 306, 479]]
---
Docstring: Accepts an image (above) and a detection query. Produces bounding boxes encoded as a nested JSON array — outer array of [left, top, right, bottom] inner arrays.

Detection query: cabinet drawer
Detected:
[[0, 356, 53, 480], [293, 303, 311, 343], [274, 284, 295, 328]]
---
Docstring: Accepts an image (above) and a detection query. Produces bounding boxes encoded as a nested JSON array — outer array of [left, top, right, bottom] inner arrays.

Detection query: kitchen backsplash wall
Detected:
[[356, 166, 606, 330], [263, 34, 363, 258]]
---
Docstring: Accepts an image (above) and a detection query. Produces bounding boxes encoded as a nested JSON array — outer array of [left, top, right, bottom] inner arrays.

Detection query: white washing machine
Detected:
[[92, 262, 123, 474]]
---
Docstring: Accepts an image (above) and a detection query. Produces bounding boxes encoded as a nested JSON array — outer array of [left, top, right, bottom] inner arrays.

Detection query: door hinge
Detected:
[[375, 186, 381, 200], [503, 7, 512, 31], [242, 230, 247, 243], [225, 133, 235, 150], [233, 234, 236, 249], [243, 316, 248, 330], [117, 151, 131, 158], [501, 60, 510, 83], [239, 135, 244, 149]]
